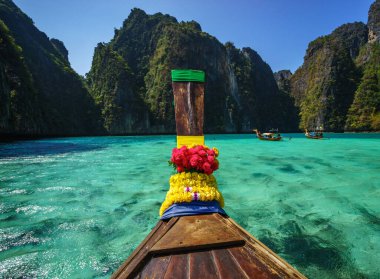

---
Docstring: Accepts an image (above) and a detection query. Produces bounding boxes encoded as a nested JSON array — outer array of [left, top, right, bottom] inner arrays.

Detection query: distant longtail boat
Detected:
[[253, 129, 282, 141], [305, 129, 324, 139]]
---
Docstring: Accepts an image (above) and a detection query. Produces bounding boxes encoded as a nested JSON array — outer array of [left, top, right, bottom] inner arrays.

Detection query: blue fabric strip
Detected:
[[161, 201, 227, 220]]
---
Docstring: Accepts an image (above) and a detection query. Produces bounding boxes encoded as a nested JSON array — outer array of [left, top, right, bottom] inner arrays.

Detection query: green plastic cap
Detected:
[[171, 69, 205, 82]]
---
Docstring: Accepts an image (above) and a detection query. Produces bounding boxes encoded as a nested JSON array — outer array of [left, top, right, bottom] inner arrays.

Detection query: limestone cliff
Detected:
[[290, 23, 368, 131], [274, 70, 292, 94], [368, 0, 380, 43], [290, 0, 380, 132], [88, 9, 298, 133], [0, 0, 102, 136]]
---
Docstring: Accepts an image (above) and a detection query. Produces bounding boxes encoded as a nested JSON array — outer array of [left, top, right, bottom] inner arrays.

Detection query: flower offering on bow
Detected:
[[169, 145, 219, 175], [159, 172, 224, 216], [160, 145, 224, 217]]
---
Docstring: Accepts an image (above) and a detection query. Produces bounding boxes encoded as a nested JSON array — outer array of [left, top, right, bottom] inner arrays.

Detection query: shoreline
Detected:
[[1, 131, 379, 143]]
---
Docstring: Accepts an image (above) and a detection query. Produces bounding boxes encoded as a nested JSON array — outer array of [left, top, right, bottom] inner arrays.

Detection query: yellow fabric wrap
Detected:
[[176, 135, 204, 148], [159, 172, 224, 216]]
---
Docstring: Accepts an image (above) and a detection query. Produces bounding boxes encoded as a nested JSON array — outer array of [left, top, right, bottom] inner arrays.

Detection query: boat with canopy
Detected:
[[305, 128, 324, 139], [253, 129, 282, 141]]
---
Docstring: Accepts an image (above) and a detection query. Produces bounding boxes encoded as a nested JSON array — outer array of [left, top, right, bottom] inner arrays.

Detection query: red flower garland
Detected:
[[169, 145, 219, 175]]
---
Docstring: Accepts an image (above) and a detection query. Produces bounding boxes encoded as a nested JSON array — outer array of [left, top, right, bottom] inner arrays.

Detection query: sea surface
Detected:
[[0, 134, 379, 278]]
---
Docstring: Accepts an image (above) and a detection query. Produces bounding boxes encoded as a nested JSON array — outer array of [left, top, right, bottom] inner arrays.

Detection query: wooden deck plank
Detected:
[[189, 251, 218, 279], [138, 255, 171, 279], [163, 254, 189, 279], [212, 248, 248, 279], [111, 217, 179, 279], [221, 215, 306, 279], [229, 246, 280, 279], [111, 213, 306, 279], [151, 214, 244, 254]]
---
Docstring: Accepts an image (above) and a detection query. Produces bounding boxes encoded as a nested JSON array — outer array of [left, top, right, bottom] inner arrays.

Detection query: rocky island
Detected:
[[0, 0, 379, 137]]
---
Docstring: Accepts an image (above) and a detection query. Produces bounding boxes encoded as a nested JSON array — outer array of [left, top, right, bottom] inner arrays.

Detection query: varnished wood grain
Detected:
[[223, 216, 305, 278], [189, 251, 218, 279], [172, 82, 204, 136], [111, 217, 179, 279], [138, 256, 171, 279], [111, 213, 307, 279], [212, 249, 248, 279], [229, 246, 279, 279], [151, 214, 244, 254], [163, 254, 189, 279]]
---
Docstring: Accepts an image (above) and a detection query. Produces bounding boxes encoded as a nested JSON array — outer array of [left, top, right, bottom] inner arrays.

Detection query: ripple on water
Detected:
[[0, 188, 28, 196], [36, 186, 75, 192], [15, 205, 57, 215], [0, 230, 41, 252], [0, 134, 379, 278]]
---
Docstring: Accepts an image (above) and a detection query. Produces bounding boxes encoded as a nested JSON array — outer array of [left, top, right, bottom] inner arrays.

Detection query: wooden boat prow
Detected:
[[112, 213, 306, 279]]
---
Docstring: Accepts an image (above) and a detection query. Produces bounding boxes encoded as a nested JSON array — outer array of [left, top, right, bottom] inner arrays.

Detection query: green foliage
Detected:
[[88, 8, 300, 133], [299, 84, 325, 129], [0, 18, 42, 133], [87, 43, 145, 132], [371, 112, 380, 129], [226, 42, 294, 130], [346, 43, 380, 131], [143, 21, 222, 128], [0, 0, 102, 135], [50, 38, 68, 61], [292, 23, 366, 131], [7, 2, 378, 135]]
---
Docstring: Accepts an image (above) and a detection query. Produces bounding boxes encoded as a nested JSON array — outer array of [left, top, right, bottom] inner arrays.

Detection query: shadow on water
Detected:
[[356, 206, 380, 226], [0, 142, 103, 158], [277, 164, 301, 174], [280, 220, 346, 269], [251, 172, 270, 178], [258, 215, 368, 278]]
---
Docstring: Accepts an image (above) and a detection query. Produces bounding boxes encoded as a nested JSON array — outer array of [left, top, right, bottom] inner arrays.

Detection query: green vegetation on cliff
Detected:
[[291, 23, 367, 131], [346, 43, 380, 130], [0, 19, 42, 134], [87, 43, 146, 133], [289, 0, 380, 132], [226, 43, 299, 131], [0, 0, 102, 136], [143, 20, 233, 132], [88, 8, 297, 133], [2, 0, 380, 135]]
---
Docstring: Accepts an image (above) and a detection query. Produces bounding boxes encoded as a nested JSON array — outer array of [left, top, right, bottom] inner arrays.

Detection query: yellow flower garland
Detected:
[[159, 172, 224, 216]]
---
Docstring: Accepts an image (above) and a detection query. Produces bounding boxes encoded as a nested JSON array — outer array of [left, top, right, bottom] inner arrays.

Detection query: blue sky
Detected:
[[14, 0, 374, 76]]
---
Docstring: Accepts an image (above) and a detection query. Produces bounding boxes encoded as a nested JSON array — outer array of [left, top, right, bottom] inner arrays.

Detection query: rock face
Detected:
[[368, 0, 380, 43], [0, 18, 43, 134], [1, 2, 298, 136], [291, 0, 380, 132], [87, 43, 146, 134], [347, 0, 380, 131], [0, 0, 102, 136], [346, 43, 380, 130], [2, 0, 379, 135], [88, 8, 298, 133], [274, 70, 292, 94], [50, 38, 69, 62], [290, 23, 368, 131], [226, 44, 298, 131]]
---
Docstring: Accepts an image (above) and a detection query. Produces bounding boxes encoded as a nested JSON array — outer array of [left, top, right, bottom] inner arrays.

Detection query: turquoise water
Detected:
[[0, 134, 379, 278]]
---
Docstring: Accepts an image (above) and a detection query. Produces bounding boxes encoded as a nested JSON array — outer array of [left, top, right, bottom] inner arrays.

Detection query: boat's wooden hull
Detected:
[[258, 136, 282, 141], [111, 213, 306, 279], [305, 134, 323, 139], [253, 130, 282, 141]]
